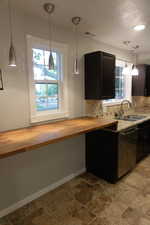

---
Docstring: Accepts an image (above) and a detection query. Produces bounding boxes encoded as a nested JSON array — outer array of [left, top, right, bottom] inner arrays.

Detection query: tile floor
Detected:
[[2, 156, 150, 225]]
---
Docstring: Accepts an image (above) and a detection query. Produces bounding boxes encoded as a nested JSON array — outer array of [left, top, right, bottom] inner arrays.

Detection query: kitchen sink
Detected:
[[116, 115, 147, 122]]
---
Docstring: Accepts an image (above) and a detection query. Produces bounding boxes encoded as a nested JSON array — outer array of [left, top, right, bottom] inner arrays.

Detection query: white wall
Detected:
[[0, 136, 85, 214], [0, 4, 133, 213]]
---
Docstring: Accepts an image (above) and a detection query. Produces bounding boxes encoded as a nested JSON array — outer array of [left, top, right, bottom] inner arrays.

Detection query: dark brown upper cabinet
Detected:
[[132, 64, 150, 96], [84, 51, 116, 100]]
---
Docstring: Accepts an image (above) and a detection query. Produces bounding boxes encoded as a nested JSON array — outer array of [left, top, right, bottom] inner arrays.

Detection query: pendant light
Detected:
[[72, 16, 81, 75], [122, 62, 130, 75], [131, 45, 139, 76], [122, 41, 130, 75], [8, 0, 16, 67], [131, 65, 139, 76], [43, 3, 55, 70]]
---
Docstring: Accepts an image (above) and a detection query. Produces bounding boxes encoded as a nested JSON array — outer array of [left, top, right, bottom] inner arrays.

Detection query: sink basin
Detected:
[[116, 115, 147, 122]]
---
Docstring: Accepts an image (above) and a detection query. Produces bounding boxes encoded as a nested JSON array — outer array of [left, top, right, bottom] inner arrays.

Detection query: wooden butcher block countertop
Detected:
[[0, 117, 117, 159]]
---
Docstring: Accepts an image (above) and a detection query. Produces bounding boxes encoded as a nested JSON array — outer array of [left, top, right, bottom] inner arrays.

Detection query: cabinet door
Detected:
[[101, 52, 115, 99], [86, 129, 118, 183], [137, 121, 150, 162], [137, 128, 149, 162], [132, 65, 146, 96], [145, 65, 150, 96], [85, 52, 101, 99]]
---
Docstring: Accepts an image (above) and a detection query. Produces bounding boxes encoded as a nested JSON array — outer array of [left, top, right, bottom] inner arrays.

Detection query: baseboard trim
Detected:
[[0, 168, 86, 218]]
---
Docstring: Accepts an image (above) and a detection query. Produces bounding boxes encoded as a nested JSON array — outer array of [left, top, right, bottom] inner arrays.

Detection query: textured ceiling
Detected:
[[11, 0, 150, 53]]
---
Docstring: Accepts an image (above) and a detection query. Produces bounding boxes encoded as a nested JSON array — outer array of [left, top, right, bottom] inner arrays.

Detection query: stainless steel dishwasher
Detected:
[[118, 126, 138, 178]]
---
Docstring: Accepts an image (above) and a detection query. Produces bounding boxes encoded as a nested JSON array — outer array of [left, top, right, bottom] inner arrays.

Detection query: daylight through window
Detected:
[[103, 59, 132, 104], [33, 49, 60, 112]]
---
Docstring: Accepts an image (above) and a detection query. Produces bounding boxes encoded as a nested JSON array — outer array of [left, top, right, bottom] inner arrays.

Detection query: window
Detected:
[[33, 49, 59, 112], [115, 66, 124, 99], [27, 35, 69, 123], [103, 59, 132, 105]]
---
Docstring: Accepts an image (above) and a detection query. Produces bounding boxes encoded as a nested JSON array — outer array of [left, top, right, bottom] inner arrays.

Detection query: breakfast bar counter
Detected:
[[0, 117, 117, 159]]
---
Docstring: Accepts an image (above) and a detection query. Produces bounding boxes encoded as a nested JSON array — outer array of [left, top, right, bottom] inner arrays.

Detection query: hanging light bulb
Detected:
[[131, 64, 139, 76], [49, 51, 54, 70], [8, 0, 16, 67], [72, 16, 81, 75], [131, 45, 139, 76], [43, 3, 55, 70], [122, 62, 130, 75], [9, 42, 16, 67]]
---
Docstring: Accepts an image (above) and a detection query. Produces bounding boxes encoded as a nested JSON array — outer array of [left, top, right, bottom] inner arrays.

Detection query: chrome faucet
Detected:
[[120, 100, 132, 116]]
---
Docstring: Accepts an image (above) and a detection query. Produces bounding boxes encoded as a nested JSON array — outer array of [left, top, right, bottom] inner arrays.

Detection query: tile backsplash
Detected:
[[85, 96, 150, 119], [132, 96, 150, 113], [85, 100, 123, 119]]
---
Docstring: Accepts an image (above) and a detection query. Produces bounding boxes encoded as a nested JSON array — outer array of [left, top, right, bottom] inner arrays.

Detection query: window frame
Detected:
[[103, 59, 132, 106], [27, 35, 69, 123]]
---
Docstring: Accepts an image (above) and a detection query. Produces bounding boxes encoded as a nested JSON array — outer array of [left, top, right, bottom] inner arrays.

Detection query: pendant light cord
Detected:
[[75, 25, 78, 59], [48, 13, 53, 52], [8, 0, 13, 43], [73, 24, 78, 59], [135, 52, 137, 66], [133, 45, 139, 67]]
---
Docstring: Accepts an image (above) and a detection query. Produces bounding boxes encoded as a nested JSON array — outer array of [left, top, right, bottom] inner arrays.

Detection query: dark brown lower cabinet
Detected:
[[86, 126, 138, 183], [136, 121, 150, 162]]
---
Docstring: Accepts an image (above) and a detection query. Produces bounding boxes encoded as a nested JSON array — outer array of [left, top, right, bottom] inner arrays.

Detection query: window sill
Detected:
[[103, 98, 132, 107], [31, 111, 69, 124], [103, 100, 123, 107]]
